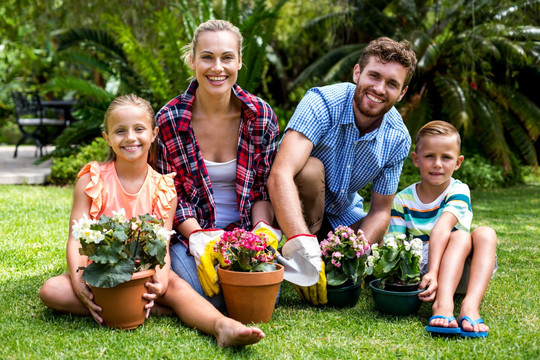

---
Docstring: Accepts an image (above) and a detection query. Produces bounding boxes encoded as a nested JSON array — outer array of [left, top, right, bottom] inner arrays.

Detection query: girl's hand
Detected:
[[73, 279, 103, 324], [418, 272, 438, 302], [143, 274, 166, 318]]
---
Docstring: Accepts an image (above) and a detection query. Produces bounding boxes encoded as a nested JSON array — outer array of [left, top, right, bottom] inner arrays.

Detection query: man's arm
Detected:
[[353, 191, 394, 245], [268, 130, 314, 238]]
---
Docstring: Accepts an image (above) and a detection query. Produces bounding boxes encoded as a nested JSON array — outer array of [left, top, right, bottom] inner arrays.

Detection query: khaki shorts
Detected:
[[420, 244, 497, 295]]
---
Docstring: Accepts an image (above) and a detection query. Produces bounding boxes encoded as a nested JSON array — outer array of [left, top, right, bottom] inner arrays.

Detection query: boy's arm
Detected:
[[418, 211, 459, 301]]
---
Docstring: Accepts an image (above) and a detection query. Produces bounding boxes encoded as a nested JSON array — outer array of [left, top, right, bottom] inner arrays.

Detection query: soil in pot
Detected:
[[326, 281, 362, 308], [381, 281, 420, 292], [217, 264, 283, 324], [369, 279, 425, 316], [90, 269, 155, 329]]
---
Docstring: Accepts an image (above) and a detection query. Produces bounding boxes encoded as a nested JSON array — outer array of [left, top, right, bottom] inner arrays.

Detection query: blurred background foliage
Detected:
[[1, 0, 539, 184]]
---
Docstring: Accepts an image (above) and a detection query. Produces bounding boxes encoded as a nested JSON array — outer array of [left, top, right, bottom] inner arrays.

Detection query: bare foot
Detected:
[[215, 317, 265, 347], [429, 300, 458, 328]]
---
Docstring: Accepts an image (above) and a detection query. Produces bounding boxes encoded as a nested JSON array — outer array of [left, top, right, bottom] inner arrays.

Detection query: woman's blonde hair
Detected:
[[182, 19, 243, 70], [103, 94, 157, 166]]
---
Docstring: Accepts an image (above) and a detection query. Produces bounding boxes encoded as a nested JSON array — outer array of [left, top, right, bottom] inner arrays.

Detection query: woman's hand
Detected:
[[418, 271, 438, 302], [73, 278, 103, 324]]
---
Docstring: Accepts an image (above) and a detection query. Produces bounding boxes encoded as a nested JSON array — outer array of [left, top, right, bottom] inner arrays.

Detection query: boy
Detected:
[[388, 120, 497, 337]]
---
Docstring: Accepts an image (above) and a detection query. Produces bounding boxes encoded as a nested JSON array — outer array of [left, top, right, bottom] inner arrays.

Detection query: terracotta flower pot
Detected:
[[326, 281, 363, 308], [90, 269, 155, 329], [369, 279, 425, 316], [217, 264, 283, 324]]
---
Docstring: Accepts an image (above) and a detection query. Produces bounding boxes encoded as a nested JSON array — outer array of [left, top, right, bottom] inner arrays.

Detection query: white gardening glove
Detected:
[[282, 234, 327, 305], [188, 229, 225, 297]]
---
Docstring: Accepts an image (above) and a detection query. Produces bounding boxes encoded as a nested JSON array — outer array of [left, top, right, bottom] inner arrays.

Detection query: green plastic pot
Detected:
[[326, 282, 362, 308], [369, 279, 425, 316]]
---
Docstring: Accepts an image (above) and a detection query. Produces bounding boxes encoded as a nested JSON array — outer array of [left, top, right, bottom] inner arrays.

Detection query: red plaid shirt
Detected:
[[156, 80, 279, 246]]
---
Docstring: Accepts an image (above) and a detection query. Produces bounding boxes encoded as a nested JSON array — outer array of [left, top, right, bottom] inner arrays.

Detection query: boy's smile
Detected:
[[412, 134, 464, 191]]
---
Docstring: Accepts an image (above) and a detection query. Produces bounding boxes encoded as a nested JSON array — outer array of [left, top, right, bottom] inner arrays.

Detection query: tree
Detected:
[[289, 0, 540, 171]]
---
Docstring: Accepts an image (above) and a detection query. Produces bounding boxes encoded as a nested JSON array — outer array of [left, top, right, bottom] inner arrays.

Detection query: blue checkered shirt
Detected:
[[284, 82, 411, 228]]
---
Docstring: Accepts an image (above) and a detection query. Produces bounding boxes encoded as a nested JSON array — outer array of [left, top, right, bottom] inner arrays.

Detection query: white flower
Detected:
[[112, 209, 126, 223], [411, 238, 423, 251], [404, 240, 411, 251], [367, 255, 375, 268], [155, 226, 175, 244], [88, 230, 105, 244], [397, 234, 407, 241], [385, 237, 398, 249], [72, 214, 96, 241]]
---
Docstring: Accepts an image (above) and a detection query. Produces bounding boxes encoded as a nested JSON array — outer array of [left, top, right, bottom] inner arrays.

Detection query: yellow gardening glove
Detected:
[[282, 234, 327, 305], [292, 262, 328, 306], [188, 229, 225, 297], [252, 221, 281, 251]]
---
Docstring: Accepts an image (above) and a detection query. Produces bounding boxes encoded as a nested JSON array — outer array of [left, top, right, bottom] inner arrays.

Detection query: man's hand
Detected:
[[292, 263, 327, 306], [282, 234, 327, 305]]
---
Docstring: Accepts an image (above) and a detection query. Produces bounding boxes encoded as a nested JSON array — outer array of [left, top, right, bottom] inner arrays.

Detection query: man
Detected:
[[268, 37, 417, 305]]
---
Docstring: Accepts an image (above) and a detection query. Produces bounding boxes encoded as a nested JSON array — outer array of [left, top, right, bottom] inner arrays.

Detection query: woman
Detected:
[[156, 20, 279, 307]]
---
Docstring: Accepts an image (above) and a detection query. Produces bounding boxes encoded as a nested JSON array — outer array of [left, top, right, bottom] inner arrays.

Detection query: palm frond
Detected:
[[416, 42, 441, 75], [490, 37, 527, 66], [469, 91, 512, 169], [53, 28, 127, 62], [291, 44, 364, 90], [433, 76, 470, 130]]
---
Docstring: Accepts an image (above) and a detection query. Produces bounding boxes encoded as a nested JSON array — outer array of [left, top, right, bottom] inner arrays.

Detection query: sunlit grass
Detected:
[[0, 181, 538, 359]]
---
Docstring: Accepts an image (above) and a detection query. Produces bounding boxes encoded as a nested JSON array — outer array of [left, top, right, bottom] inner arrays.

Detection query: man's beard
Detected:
[[353, 85, 395, 119]]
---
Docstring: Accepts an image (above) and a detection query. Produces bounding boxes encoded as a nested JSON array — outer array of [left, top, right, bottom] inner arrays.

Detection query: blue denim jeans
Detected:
[[169, 242, 225, 311]]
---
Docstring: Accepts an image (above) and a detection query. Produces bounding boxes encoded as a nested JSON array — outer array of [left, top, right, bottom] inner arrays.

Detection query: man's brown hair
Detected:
[[358, 37, 417, 88]]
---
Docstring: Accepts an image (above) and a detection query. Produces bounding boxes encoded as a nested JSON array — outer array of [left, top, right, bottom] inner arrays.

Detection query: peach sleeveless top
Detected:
[[78, 161, 176, 221]]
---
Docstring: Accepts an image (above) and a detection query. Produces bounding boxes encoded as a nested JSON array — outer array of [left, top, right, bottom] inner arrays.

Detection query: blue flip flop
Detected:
[[459, 316, 488, 338], [426, 315, 461, 336]]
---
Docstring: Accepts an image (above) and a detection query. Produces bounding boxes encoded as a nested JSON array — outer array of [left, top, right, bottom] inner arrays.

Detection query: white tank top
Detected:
[[204, 158, 240, 228]]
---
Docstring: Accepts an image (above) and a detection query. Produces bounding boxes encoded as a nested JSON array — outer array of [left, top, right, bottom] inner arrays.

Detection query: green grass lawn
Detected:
[[1, 180, 539, 359]]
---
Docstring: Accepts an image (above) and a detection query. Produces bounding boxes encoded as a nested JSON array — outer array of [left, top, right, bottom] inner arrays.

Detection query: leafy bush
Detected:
[[49, 137, 108, 185], [358, 152, 521, 203]]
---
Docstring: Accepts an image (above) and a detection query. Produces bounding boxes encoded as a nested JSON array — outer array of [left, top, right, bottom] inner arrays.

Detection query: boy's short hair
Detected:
[[416, 120, 461, 151]]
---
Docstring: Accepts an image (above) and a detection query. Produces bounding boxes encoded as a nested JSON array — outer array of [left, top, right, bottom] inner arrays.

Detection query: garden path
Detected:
[[0, 146, 53, 185]]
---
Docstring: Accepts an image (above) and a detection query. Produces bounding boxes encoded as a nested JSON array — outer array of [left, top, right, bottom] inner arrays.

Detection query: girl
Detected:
[[156, 19, 280, 305], [39, 94, 264, 347]]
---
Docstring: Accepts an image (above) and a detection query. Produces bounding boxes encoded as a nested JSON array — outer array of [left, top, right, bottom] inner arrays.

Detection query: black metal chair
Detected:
[[11, 91, 68, 158]]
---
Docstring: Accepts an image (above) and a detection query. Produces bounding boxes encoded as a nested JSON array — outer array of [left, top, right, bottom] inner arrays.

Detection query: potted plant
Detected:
[[320, 226, 370, 307], [73, 209, 173, 329], [214, 228, 283, 324], [366, 234, 425, 315]]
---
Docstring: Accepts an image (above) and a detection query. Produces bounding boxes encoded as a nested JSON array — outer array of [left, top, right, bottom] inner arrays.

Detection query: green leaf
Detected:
[[82, 258, 135, 288], [146, 237, 166, 265], [326, 268, 349, 286], [251, 262, 277, 272], [88, 239, 124, 264]]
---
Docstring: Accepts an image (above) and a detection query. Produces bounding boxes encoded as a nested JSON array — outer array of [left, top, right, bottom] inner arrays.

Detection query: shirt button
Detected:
[[347, 165, 351, 169], [341, 190, 345, 193]]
